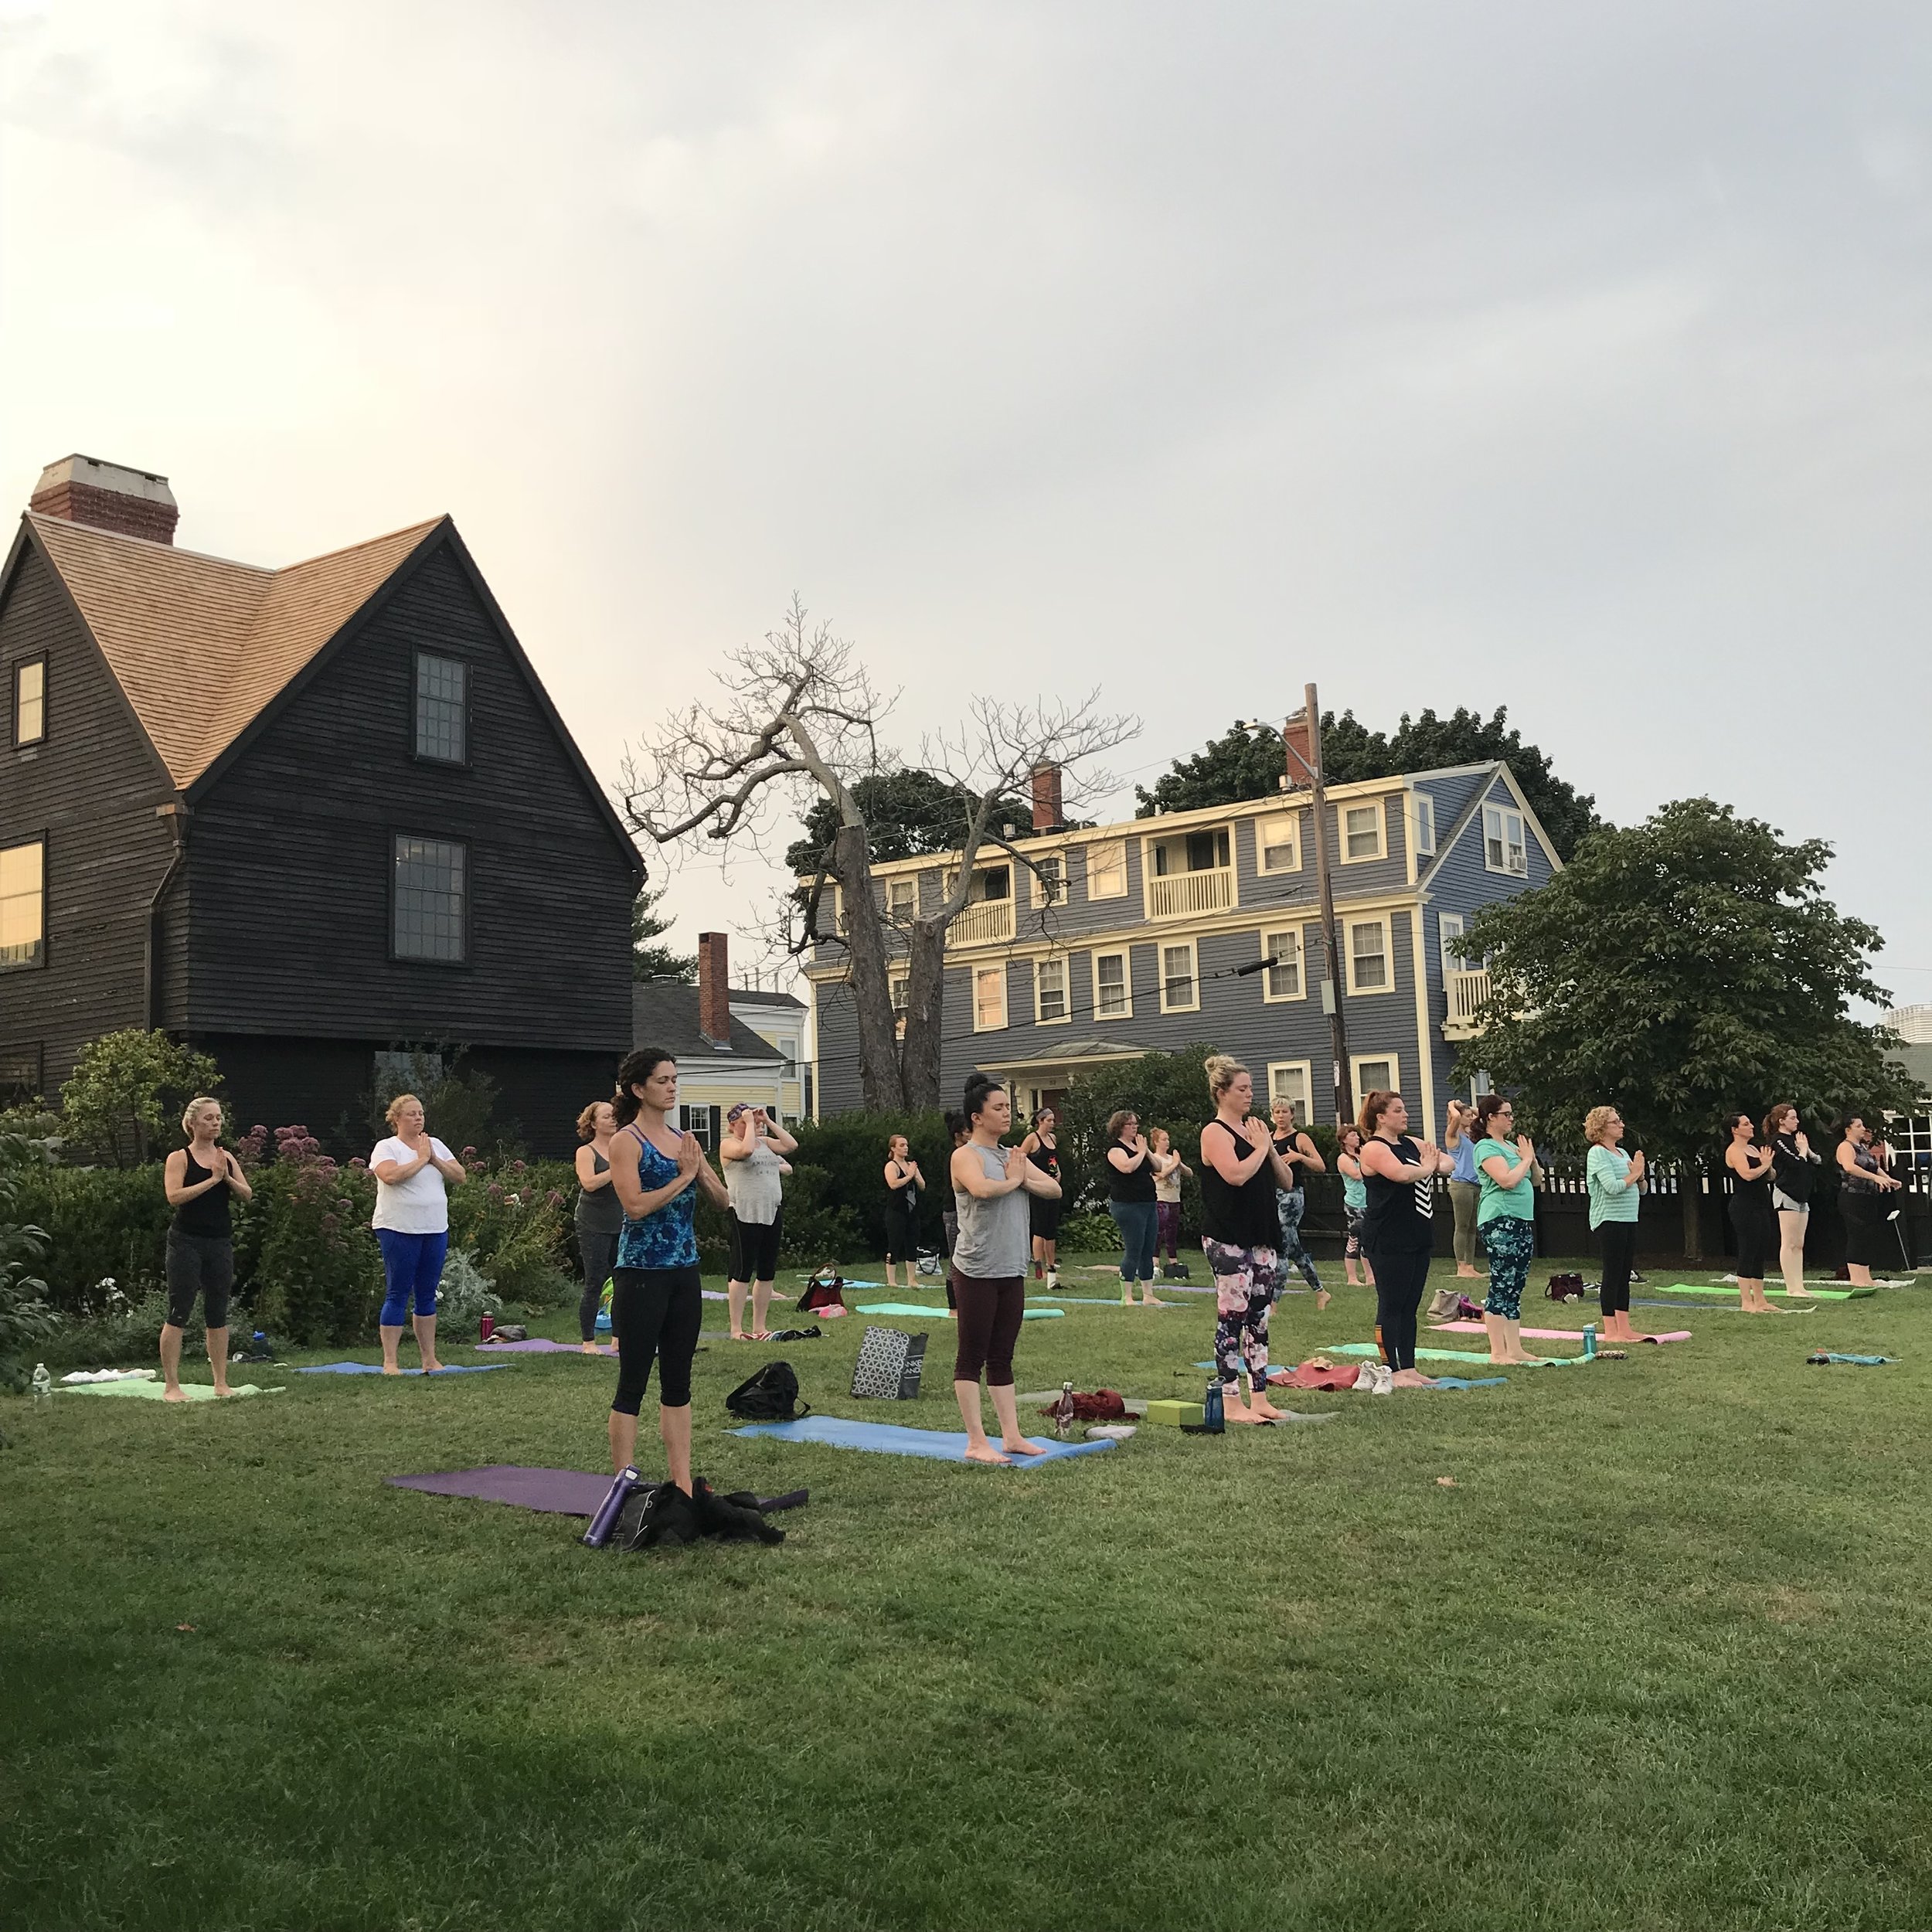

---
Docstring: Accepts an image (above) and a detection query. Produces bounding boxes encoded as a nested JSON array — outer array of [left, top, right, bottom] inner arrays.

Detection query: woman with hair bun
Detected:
[[160, 1097, 252, 1400], [1764, 1103, 1820, 1301], [1723, 1111, 1777, 1313], [1837, 1115, 1904, 1287], [573, 1099, 623, 1352], [1356, 1090, 1454, 1386], [370, 1093, 468, 1374], [607, 1046, 730, 1488]]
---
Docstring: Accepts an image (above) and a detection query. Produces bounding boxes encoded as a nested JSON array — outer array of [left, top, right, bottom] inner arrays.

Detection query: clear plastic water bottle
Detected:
[[1053, 1381, 1076, 1437], [1583, 1324, 1597, 1360], [1202, 1379, 1225, 1434], [31, 1362, 52, 1403]]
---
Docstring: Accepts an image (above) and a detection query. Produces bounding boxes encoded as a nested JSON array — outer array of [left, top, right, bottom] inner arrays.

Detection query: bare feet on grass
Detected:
[[1315, 1289, 1332, 1311]]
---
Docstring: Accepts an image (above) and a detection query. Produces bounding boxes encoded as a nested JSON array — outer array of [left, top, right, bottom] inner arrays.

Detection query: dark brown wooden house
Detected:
[[0, 454, 643, 1155]]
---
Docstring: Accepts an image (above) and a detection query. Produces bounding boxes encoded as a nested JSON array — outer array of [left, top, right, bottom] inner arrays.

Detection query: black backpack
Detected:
[[724, 1360, 808, 1421]]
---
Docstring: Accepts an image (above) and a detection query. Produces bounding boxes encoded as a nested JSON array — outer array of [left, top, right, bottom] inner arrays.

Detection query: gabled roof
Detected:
[[730, 988, 806, 1011], [1417, 761, 1564, 890], [634, 981, 784, 1063], [24, 510, 441, 789]]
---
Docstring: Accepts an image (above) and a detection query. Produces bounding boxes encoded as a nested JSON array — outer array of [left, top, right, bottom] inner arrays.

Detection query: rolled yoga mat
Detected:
[[298, 1361, 509, 1375], [1430, 1320, 1692, 1343], [386, 1465, 811, 1514], [731, 1415, 1111, 1464]]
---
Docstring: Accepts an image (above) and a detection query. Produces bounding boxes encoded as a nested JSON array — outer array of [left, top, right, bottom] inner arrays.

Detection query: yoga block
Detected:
[[1145, 1399, 1205, 1427]]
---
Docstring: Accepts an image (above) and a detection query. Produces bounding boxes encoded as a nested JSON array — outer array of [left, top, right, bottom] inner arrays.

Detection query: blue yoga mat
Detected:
[[298, 1362, 509, 1376], [855, 1302, 1064, 1320], [731, 1415, 1113, 1464], [1420, 1376, 1509, 1390], [1029, 1295, 1181, 1306]]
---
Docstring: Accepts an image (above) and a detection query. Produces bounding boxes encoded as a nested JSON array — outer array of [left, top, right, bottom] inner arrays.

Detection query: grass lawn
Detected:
[[5, 1254, 1930, 1931]]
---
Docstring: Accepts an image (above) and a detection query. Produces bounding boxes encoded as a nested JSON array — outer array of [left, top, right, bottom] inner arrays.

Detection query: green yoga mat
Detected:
[[58, 1380, 277, 1401], [855, 1302, 1065, 1320], [1658, 1281, 1872, 1301], [1328, 1342, 1585, 1368]]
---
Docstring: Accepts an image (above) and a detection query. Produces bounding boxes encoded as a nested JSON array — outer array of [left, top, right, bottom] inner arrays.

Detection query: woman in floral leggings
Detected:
[[1473, 1093, 1543, 1366]]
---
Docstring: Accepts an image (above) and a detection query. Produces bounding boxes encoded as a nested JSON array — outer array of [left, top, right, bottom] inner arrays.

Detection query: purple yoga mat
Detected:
[[474, 1338, 616, 1355], [389, 1465, 619, 1514]]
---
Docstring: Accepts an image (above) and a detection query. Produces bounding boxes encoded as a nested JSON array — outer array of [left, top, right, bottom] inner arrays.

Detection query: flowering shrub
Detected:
[[251, 1131, 382, 1345]]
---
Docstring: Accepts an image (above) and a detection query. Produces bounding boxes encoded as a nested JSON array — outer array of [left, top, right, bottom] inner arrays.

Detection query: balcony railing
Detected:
[[947, 896, 1017, 947], [1145, 867, 1236, 921], [1444, 967, 1492, 1037]]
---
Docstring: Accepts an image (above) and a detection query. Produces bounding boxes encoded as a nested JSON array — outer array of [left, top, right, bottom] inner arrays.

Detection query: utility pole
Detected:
[[1279, 685, 1350, 1130]]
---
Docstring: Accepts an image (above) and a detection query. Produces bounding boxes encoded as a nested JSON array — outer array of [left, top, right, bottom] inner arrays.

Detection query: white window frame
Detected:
[[1158, 937, 1199, 1014], [1094, 947, 1132, 1020], [1483, 803, 1528, 877], [889, 971, 910, 1040], [1437, 911, 1465, 979], [1031, 853, 1068, 908], [1034, 955, 1070, 1024], [1341, 801, 1386, 864], [1412, 793, 1436, 858], [1257, 812, 1301, 876], [1260, 927, 1304, 1002], [1085, 839, 1128, 900], [1346, 917, 1393, 996], [971, 963, 1008, 1032], [1267, 1061, 1312, 1117], [886, 876, 916, 923], [1352, 1053, 1400, 1100]]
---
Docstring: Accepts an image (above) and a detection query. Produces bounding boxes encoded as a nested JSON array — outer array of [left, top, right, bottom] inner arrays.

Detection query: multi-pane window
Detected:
[[1095, 950, 1130, 1019], [13, 660, 45, 747], [973, 964, 1007, 1031], [890, 973, 910, 1039], [887, 877, 916, 923], [1036, 957, 1068, 1022], [1263, 928, 1301, 999], [1086, 840, 1128, 900], [1438, 912, 1466, 977], [1268, 1063, 1310, 1115], [1259, 814, 1299, 873], [413, 653, 468, 764], [0, 1043, 41, 1105], [1483, 804, 1528, 876], [1349, 919, 1389, 992], [680, 1104, 716, 1151], [393, 835, 467, 962], [1355, 1055, 1397, 1096], [0, 840, 45, 970], [1160, 940, 1197, 1012], [1343, 803, 1383, 860], [1413, 794, 1436, 857], [1032, 855, 1066, 906]]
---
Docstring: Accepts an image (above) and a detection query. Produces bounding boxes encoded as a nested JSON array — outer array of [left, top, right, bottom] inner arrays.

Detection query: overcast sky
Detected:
[[5, 2, 1929, 1015]]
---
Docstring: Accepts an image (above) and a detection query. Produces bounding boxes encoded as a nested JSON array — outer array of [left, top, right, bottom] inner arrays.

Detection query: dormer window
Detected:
[[413, 651, 468, 765]]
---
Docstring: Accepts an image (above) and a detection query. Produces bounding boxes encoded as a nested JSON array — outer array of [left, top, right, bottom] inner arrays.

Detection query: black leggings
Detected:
[[730, 1213, 783, 1284], [1367, 1247, 1432, 1372], [1598, 1220, 1637, 1317], [609, 1265, 702, 1416], [883, 1202, 916, 1263], [577, 1228, 620, 1342], [951, 1273, 1026, 1387]]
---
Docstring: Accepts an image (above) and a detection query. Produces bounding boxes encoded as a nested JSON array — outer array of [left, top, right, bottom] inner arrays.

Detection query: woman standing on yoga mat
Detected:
[[1723, 1111, 1778, 1313], [881, 1135, 925, 1288], [1199, 1055, 1298, 1422], [1443, 1100, 1483, 1292], [1473, 1094, 1543, 1366], [1584, 1105, 1644, 1344], [1766, 1104, 1821, 1301], [1269, 1099, 1329, 1308], [1150, 1127, 1190, 1276], [371, 1094, 468, 1374], [160, 1097, 252, 1401], [1358, 1090, 1453, 1386], [1336, 1126, 1375, 1289], [723, 1103, 797, 1341], [1837, 1116, 1903, 1286], [950, 1075, 1060, 1464], [608, 1046, 730, 1489], [1019, 1107, 1063, 1290], [1106, 1109, 1162, 1305], [573, 1100, 623, 1352]]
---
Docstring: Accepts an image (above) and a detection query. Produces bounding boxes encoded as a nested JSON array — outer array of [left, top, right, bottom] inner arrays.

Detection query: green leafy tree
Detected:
[[1137, 706, 1601, 861], [59, 1030, 225, 1168], [0, 1132, 54, 1389], [783, 769, 1029, 873], [1458, 798, 1917, 1257], [632, 879, 696, 982]]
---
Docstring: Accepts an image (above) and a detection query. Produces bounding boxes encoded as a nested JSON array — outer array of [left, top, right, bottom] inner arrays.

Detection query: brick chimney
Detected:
[[1281, 713, 1316, 789], [1030, 762, 1064, 833], [697, 931, 732, 1044], [29, 455, 179, 545]]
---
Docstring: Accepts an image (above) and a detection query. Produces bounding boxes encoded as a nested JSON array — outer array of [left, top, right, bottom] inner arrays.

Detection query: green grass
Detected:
[[5, 1256, 1931, 1931]]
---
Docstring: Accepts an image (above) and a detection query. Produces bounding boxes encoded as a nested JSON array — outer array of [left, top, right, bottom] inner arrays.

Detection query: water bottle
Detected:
[[31, 1362, 52, 1403], [1053, 1381, 1076, 1437], [1202, 1379, 1225, 1434], [582, 1466, 641, 1547], [1583, 1324, 1597, 1360]]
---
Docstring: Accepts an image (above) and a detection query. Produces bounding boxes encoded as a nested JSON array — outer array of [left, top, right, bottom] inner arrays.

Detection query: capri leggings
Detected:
[[1155, 1200, 1182, 1262], [1597, 1219, 1637, 1318], [1481, 1216, 1536, 1321], [1274, 1188, 1321, 1291], [952, 1273, 1026, 1386], [1343, 1205, 1367, 1260], [577, 1229, 619, 1343], [609, 1265, 703, 1416], [1368, 1247, 1431, 1372], [377, 1228, 448, 1325], [1204, 1238, 1280, 1391], [1110, 1200, 1158, 1283]]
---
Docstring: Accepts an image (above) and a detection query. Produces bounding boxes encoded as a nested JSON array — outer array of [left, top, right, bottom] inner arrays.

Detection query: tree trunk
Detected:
[[897, 917, 950, 1111], [832, 827, 907, 1113], [1680, 1153, 1703, 1263]]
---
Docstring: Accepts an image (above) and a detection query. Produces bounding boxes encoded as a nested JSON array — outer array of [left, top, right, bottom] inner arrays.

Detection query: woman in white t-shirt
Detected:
[[369, 1093, 468, 1373]]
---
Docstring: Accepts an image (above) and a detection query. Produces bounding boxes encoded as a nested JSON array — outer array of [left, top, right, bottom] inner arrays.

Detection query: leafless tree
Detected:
[[621, 597, 1138, 1110]]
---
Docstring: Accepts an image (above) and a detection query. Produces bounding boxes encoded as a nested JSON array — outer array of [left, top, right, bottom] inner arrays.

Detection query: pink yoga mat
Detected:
[[474, 1338, 616, 1355], [1430, 1321, 1691, 1343]]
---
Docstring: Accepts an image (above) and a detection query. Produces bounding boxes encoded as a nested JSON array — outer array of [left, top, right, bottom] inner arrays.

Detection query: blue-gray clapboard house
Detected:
[[806, 755, 1560, 1131]]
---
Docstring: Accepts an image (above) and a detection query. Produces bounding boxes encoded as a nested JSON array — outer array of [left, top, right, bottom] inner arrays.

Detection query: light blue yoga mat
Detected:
[[731, 1415, 1112, 1464], [1029, 1295, 1182, 1307], [855, 1302, 1064, 1320], [1422, 1376, 1509, 1391], [298, 1362, 509, 1376], [1196, 1345, 1584, 1369]]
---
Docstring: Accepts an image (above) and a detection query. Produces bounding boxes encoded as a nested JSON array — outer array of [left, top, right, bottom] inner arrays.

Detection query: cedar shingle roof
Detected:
[[28, 510, 441, 789]]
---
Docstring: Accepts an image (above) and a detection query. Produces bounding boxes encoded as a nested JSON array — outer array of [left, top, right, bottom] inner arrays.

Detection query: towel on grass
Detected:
[[58, 1380, 277, 1401]]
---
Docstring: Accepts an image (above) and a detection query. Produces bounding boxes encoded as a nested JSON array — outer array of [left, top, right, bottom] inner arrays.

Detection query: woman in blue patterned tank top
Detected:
[[607, 1046, 730, 1492]]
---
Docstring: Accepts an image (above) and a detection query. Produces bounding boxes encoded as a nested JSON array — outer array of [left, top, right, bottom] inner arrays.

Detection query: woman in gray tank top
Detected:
[[574, 1100, 625, 1350], [949, 1076, 1060, 1464]]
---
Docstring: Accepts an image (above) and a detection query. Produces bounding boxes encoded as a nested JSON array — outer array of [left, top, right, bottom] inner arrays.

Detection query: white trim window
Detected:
[[1483, 803, 1528, 876], [1267, 1062, 1311, 1116], [1261, 927, 1302, 1002], [1437, 911, 1465, 978], [972, 963, 1008, 1032], [1352, 1053, 1400, 1098], [1412, 794, 1436, 858], [1342, 801, 1385, 862], [1347, 917, 1391, 994], [886, 876, 916, 923], [1034, 955, 1069, 1023], [1258, 812, 1301, 875], [1094, 948, 1131, 1019], [1032, 853, 1067, 907], [1159, 939, 1199, 1013], [889, 971, 910, 1039], [1086, 839, 1128, 900]]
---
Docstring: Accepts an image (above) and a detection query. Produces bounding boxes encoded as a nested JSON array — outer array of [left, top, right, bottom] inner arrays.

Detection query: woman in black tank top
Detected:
[[161, 1097, 252, 1400], [1723, 1112, 1777, 1311], [1019, 1108, 1063, 1288], [1356, 1090, 1454, 1385]]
